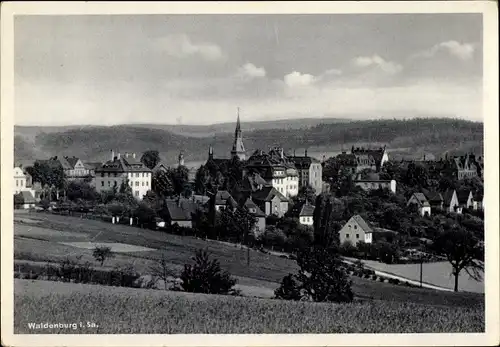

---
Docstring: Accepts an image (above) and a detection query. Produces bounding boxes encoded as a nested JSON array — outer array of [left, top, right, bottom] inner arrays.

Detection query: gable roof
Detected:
[[441, 189, 456, 205], [84, 162, 103, 170], [244, 198, 266, 217], [96, 156, 151, 173], [423, 189, 444, 203], [152, 161, 169, 172], [165, 199, 202, 221], [299, 203, 315, 217], [456, 189, 473, 204], [215, 190, 238, 208], [64, 156, 81, 168], [349, 215, 373, 233], [410, 192, 430, 207], [251, 186, 289, 203], [19, 190, 36, 204]]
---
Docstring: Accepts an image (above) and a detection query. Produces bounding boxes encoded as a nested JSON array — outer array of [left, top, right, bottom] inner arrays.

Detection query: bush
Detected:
[[275, 247, 353, 303], [371, 274, 378, 281], [180, 249, 237, 295], [92, 246, 115, 266]]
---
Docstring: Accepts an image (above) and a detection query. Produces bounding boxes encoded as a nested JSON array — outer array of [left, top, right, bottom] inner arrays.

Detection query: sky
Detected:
[[14, 13, 483, 126]]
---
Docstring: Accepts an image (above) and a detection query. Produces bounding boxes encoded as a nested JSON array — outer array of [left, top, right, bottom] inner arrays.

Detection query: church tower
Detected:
[[230, 108, 246, 161]]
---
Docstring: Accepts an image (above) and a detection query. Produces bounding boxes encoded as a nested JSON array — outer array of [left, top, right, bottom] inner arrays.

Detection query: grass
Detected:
[[13, 212, 485, 308], [14, 279, 484, 334]]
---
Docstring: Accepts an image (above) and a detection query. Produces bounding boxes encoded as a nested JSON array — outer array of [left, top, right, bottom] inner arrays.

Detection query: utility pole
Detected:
[[420, 254, 424, 288]]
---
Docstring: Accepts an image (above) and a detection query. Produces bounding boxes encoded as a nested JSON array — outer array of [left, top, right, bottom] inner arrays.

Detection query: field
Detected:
[[14, 279, 484, 334], [13, 211, 485, 308]]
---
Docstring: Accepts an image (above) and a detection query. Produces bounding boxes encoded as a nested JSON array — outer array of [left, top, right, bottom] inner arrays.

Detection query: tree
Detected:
[[274, 247, 353, 303], [313, 194, 344, 248], [133, 202, 157, 227], [14, 193, 24, 209], [149, 253, 177, 290], [180, 249, 237, 295], [169, 166, 189, 197], [66, 181, 99, 202], [152, 170, 175, 197], [140, 150, 161, 170], [40, 198, 51, 211], [92, 246, 115, 267], [194, 165, 211, 195], [433, 228, 484, 292], [296, 185, 316, 205], [26, 160, 65, 190]]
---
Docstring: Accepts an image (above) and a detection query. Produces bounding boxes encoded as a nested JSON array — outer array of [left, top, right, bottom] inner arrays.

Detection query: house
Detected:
[[351, 146, 389, 172], [243, 147, 299, 198], [13, 166, 28, 194], [299, 202, 315, 226], [243, 197, 266, 236], [14, 191, 36, 209], [83, 162, 103, 178], [164, 198, 205, 228], [457, 189, 474, 210], [472, 191, 484, 210], [333, 152, 358, 176], [289, 149, 323, 194], [422, 190, 444, 211], [442, 189, 461, 214], [249, 186, 289, 217], [339, 215, 397, 246], [453, 153, 479, 180], [46, 156, 91, 181], [353, 173, 396, 194], [241, 172, 270, 192], [214, 190, 238, 212], [94, 151, 152, 200], [407, 192, 431, 216], [152, 161, 169, 174]]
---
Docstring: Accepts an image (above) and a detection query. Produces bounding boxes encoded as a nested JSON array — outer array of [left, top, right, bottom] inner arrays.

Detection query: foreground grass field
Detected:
[[14, 279, 484, 334], [13, 212, 485, 307]]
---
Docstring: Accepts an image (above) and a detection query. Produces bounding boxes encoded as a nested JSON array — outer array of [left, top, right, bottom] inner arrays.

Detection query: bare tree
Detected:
[[149, 253, 177, 290]]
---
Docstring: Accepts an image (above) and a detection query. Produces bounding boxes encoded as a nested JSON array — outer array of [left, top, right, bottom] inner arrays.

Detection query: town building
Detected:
[[339, 215, 397, 246], [83, 161, 103, 178], [164, 197, 205, 228], [422, 190, 444, 211], [214, 190, 238, 212], [13, 166, 28, 195], [94, 151, 151, 200], [473, 191, 484, 210], [14, 190, 36, 209], [453, 154, 479, 180], [45, 156, 91, 181], [243, 147, 299, 198], [407, 192, 431, 216], [248, 186, 289, 217], [353, 173, 397, 194], [457, 189, 474, 210], [289, 149, 323, 194], [442, 189, 461, 214], [243, 197, 266, 236], [299, 202, 315, 226], [350, 146, 389, 172]]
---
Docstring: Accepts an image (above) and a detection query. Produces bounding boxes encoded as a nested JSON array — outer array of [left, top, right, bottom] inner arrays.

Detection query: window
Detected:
[[101, 181, 104, 187], [356, 234, 359, 239], [114, 181, 117, 187], [348, 224, 351, 228], [135, 181, 139, 186], [346, 234, 350, 238], [130, 181, 133, 186], [101, 173, 104, 177], [21, 180, 23, 187], [135, 191, 139, 197], [146, 181, 148, 186], [108, 181, 111, 187], [16, 180, 18, 187], [354, 225, 357, 230], [136, 173, 139, 178]]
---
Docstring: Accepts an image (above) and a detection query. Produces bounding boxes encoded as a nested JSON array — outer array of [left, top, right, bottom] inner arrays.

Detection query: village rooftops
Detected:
[[410, 192, 431, 207], [96, 155, 151, 173], [250, 186, 289, 203]]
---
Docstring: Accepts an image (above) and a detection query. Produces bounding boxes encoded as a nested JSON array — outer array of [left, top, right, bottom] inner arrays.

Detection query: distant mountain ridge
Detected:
[[14, 118, 483, 167]]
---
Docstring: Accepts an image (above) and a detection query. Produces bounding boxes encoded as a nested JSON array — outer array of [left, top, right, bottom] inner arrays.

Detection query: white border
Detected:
[[1, 2, 499, 346]]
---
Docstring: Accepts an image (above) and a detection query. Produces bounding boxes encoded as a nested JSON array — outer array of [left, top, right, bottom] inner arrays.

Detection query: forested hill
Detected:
[[14, 118, 483, 165]]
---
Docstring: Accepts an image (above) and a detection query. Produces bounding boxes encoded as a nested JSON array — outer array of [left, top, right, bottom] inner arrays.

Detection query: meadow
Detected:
[[14, 279, 484, 334], [13, 212, 485, 308]]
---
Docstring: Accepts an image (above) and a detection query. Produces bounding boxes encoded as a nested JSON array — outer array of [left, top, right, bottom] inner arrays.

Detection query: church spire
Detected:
[[231, 107, 246, 161]]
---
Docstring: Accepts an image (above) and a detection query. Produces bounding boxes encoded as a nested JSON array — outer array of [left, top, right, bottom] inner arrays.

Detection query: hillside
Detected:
[[14, 118, 483, 165]]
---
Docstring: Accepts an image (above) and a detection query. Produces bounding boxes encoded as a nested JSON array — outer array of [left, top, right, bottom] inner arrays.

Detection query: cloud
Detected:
[[284, 71, 316, 87], [352, 55, 403, 75], [413, 41, 475, 61], [236, 63, 266, 80], [157, 34, 224, 61]]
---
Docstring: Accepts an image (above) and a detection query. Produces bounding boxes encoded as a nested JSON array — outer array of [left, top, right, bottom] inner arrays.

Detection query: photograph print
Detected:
[[1, 1, 498, 346]]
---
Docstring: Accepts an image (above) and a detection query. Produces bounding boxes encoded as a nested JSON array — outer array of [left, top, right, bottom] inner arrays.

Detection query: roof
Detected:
[[215, 190, 238, 208], [349, 215, 373, 233], [244, 198, 266, 217], [371, 227, 398, 234], [84, 162, 103, 170], [423, 189, 443, 203], [19, 190, 36, 204], [290, 156, 320, 169], [299, 203, 315, 217], [457, 189, 473, 204], [410, 192, 430, 207], [473, 191, 484, 200], [441, 189, 456, 205], [165, 199, 202, 221], [96, 156, 151, 173], [251, 186, 289, 203], [152, 161, 169, 172], [65, 156, 80, 168]]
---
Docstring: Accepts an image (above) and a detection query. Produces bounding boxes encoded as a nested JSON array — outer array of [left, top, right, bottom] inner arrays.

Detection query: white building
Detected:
[[94, 151, 152, 200], [14, 166, 28, 195], [407, 192, 432, 217], [299, 202, 315, 226]]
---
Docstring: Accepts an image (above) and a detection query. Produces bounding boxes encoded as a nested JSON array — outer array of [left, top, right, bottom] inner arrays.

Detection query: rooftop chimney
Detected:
[[305, 149, 308, 157], [132, 153, 136, 159], [125, 152, 128, 158], [117, 153, 121, 160], [111, 150, 114, 161]]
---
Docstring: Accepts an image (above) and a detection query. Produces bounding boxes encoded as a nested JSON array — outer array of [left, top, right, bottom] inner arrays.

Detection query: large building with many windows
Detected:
[[94, 151, 151, 200], [243, 147, 299, 198], [289, 149, 323, 194]]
